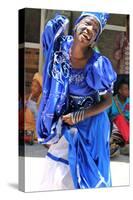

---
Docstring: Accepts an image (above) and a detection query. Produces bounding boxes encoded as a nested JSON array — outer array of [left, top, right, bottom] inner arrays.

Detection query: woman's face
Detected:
[[75, 16, 100, 46]]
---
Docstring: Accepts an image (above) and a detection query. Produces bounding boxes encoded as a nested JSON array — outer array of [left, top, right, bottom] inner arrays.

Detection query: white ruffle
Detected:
[[40, 136, 74, 191]]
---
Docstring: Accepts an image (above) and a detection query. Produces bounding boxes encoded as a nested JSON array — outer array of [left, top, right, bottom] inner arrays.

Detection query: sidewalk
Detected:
[[19, 144, 129, 192], [110, 154, 129, 187]]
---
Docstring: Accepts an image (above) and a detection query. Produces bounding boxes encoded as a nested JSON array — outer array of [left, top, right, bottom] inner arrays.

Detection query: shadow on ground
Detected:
[[8, 183, 18, 190], [111, 154, 129, 163], [19, 144, 48, 157]]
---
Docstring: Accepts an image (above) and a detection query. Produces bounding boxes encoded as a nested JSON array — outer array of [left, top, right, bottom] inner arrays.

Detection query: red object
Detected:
[[24, 135, 33, 143], [113, 114, 129, 143]]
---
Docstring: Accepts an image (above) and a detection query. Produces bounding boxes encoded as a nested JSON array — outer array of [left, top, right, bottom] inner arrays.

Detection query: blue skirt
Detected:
[[63, 110, 112, 188], [44, 93, 112, 189]]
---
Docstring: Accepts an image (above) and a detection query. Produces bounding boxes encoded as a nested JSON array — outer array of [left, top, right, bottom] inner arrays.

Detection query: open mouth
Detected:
[[81, 33, 91, 41]]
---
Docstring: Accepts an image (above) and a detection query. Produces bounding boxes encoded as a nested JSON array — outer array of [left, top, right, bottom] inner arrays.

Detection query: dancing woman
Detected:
[[37, 12, 116, 190]]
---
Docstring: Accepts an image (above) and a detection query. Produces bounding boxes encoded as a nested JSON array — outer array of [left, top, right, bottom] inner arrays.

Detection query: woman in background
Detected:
[[25, 72, 42, 144]]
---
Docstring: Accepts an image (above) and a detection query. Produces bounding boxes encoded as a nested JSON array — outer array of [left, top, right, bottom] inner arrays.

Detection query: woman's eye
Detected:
[[85, 22, 91, 26]]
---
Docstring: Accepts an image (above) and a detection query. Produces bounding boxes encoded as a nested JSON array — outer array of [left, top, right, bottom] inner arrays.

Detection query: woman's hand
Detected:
[[62, 109, 85, 125], [62, 113, 74, 125]]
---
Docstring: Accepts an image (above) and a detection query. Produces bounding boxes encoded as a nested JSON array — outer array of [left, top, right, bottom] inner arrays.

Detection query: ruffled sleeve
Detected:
[[86, 53, 117, 95], [42, 14, 69, 58], [36, 15, 70, 144]]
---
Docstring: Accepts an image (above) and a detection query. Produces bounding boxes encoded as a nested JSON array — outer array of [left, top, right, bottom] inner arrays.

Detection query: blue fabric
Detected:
[[36, 15, 72, 143], [68, 93, 100, 112], [36, 14, 116, 188], [47, 152, 69, 165], [26, 100, 38, 119], [69, 51, 116, 96], [63, 112, 111, 188]]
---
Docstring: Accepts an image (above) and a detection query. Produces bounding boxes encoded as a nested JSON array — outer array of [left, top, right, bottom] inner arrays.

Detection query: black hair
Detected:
[[117, 79, 129, 91]]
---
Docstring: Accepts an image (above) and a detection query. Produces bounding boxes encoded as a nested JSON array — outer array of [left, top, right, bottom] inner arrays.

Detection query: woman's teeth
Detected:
[[82, 33, 91, 41]]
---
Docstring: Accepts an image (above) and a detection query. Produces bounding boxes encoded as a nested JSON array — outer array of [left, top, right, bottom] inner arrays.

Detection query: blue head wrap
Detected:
[[75, 12, 110, 41]]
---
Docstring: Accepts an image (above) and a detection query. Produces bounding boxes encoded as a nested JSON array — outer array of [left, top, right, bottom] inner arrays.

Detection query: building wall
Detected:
[[19, 8, 41, 95], [25, 48, 39, 94], [98, 14, 127, 70]]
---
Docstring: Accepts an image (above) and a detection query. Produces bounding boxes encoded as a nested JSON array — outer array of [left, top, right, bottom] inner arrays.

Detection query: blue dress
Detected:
[[37, 15, 117, 189]]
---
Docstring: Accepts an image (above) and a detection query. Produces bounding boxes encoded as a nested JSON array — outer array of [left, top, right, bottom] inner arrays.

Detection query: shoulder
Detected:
[[89, 51, 112, 66], [91, 52, 115, 75], [96, 54, 112, 65], [85, 51, 117, 92]]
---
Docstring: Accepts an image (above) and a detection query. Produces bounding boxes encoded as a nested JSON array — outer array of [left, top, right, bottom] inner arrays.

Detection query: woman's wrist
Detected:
[[71, 109, 85, 124]]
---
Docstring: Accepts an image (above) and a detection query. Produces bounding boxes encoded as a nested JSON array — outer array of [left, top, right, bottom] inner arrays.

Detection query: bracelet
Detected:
[[71, 110, 85, 124]]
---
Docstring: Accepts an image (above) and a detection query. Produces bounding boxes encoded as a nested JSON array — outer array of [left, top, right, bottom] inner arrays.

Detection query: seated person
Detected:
[[25, 72, 42, 144], [107, 79, 129, 157]]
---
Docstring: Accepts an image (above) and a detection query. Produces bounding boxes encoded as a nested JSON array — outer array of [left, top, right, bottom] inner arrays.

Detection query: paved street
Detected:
[[110, 154, 129, 187], [19, 143, 129, 192]]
